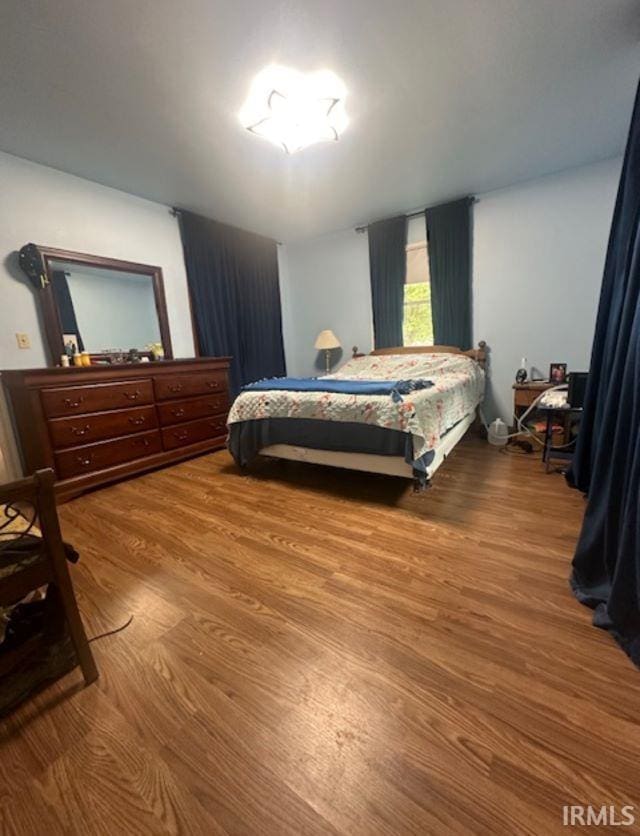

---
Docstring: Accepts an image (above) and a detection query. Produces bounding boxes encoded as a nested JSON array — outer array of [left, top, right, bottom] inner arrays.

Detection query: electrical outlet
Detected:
[[15, 332, 31, 349]]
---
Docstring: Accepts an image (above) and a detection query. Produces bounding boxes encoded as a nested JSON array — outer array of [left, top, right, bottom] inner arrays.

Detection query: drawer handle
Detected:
[[209, 420, 224, 429], [206, 380, 220, 390], [71, 424, 91, 437], [128, 416, 146, 426], [174, 431, 189, 441], [171, 408, 185, 418], [63, 397, 84, 409], [76, 454, 93, 467], [168, 383, 183, 393], [123, 389, 142, 401], [132, 437, 151, 448]]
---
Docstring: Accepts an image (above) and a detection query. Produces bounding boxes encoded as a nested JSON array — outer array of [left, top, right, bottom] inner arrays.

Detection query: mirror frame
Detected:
[[20, 244, 173, 364]]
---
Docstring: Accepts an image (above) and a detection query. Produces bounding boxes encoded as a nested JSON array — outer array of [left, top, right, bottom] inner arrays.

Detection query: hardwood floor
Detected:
[[2, 438, 640, 835]]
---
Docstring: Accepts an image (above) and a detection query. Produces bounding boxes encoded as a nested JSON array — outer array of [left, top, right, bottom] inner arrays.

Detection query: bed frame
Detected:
[[259, 342, 487, 488]]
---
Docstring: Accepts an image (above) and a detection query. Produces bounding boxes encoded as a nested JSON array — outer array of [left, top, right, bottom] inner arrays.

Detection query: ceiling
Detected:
[[0, 0, 638, 242]]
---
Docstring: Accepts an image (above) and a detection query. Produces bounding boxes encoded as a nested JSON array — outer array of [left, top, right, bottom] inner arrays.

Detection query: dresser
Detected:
[[2, 358, 231, 500]]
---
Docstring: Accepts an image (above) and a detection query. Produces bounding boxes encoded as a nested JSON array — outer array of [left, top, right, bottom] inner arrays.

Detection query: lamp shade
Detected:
[[314, 329, 341, 350]]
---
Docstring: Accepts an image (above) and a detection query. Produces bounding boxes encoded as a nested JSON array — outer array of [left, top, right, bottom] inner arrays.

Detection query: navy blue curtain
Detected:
[[179, 211, 286, 396], [425, 198, 472, 349], [368, 215, 408, 348], [51, 270, 84, 352], [567, 80, 640, 664]]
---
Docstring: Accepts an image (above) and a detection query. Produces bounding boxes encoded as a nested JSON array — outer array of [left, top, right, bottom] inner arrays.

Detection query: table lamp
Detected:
[[314, 329, 341, 373]]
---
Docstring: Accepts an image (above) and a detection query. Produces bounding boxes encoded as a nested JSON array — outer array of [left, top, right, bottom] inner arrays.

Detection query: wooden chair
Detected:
[[0, 469, 97, 712]]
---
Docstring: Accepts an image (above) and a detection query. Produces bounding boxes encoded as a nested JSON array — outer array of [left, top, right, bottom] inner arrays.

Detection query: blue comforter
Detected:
[[242, 377, 433, 403]]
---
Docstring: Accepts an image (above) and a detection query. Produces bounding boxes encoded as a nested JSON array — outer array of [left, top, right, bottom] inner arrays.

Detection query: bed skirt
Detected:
[[227, 417, 435, 482]]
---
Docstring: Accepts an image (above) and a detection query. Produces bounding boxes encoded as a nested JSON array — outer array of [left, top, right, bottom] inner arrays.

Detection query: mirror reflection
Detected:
[[49, 260, 162, 357]]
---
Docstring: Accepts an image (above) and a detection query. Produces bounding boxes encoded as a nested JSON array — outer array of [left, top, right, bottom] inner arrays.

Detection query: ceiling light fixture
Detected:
[[239, 65, 348, 154]]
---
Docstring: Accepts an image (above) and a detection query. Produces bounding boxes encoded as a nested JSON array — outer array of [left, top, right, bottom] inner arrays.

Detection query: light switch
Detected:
[[15, 332, 31, 349]]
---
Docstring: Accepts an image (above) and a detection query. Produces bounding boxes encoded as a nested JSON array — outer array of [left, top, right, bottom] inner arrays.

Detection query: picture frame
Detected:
[[549, 362, 567, 384], [62, 333, 79, 355]]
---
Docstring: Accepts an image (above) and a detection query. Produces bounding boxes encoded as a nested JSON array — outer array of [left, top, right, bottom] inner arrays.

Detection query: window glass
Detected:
[[403, 242, 433, 346]]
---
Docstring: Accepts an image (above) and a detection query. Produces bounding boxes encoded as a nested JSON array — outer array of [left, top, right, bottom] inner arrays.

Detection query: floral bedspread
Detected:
[[227, 352, 485, 460]]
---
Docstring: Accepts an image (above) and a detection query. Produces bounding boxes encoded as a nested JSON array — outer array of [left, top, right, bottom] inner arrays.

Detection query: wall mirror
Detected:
[[18, 244, 173, 364]]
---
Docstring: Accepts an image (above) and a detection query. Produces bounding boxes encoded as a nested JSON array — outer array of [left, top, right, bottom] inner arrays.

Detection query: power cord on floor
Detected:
[[478, 385, 568, 447], [88, 614, 134, 644], [498, 441, 533, 455]]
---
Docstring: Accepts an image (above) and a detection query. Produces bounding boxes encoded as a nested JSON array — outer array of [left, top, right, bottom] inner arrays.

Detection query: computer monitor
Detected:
[[568, 372, 588, 408]]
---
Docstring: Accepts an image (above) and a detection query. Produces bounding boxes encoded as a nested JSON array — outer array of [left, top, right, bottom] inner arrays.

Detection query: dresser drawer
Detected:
[[48, 405, 158, 449], [154, 371, 227, 401], [157, 394, 229, 427], [55, 430, 162, 479], [42, 379, 154, 418], [161, 415, 227, 451]]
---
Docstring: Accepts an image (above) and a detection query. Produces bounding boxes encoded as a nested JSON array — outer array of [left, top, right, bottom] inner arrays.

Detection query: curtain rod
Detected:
[[170, 207, 283, 245], [354, 196, 478, 234]]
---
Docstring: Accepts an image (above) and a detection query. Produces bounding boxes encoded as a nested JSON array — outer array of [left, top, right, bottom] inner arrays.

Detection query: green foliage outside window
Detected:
[[403, 282, 433, 346]]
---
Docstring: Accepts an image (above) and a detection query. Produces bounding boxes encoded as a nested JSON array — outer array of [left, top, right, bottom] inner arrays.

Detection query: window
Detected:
[[403, 241, 433, 346]]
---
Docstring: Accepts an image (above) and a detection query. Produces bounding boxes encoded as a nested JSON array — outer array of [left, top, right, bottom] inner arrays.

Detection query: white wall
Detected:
[[474, 157, 620, 420], [279, 156, 621, 421], [0, 150, 195, 480], [280, 228, 373, 377], [279, 215, 426, 378], [0, 151, 194, 367]]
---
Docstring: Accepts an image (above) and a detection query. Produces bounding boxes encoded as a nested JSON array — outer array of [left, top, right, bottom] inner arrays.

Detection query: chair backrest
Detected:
[[568, 372, 589, 409], [0, 467, 98, 705], [0, 469, 57, 504], [0, 469, 66, 573]]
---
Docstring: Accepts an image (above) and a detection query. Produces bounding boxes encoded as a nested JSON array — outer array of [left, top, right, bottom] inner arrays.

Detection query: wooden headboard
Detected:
[[352, 341, 487, 367]]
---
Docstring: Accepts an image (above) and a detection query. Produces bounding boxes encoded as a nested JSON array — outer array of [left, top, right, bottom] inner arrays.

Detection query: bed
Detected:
[[227, 343, 486, 488]]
